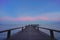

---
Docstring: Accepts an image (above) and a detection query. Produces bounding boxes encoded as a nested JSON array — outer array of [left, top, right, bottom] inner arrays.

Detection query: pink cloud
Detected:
[[1, 16, 60, 22], [0, 16, 60, 22], [35, 16, 48, 20], [50, 18, 60, 21], [15, 17, 34, 21], [16, 16, 48, 21], [0, 16, 48, 22]]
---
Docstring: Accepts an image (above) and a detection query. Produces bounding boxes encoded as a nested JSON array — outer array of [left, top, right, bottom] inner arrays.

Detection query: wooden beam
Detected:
[[50, 30, 55, 40], [7, 30, 11, 40]]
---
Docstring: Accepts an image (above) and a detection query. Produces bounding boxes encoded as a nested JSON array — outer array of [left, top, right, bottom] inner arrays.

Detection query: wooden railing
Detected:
[[0, 27, 24, 40], [0, 26, 60, 40], [37, 27, 60, 40]]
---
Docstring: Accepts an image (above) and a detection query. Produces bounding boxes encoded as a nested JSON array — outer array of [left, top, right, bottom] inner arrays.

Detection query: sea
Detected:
[[0, 24, 60, 40]]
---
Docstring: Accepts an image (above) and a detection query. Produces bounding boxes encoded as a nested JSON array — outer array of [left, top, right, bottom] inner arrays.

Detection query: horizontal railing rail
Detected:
[[0, 27, 24, 40], [0, 27, 23, 33], [39, 27, 60, 32], [38, 27, 60, 40]]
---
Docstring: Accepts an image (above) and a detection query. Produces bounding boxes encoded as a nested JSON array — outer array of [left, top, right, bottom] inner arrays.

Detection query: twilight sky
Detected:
[[0, 0, 60, 24]]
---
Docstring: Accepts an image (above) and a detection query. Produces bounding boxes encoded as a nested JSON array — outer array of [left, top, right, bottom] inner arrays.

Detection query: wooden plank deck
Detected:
[[8, 26, 50, 40]]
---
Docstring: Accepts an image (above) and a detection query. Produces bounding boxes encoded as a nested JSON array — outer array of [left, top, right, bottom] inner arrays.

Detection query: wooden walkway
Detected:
[[8, 26, 50, 40]]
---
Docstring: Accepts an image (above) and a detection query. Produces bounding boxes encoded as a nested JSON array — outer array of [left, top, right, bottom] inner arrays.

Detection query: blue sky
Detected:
[[0, 0, 60, 24]]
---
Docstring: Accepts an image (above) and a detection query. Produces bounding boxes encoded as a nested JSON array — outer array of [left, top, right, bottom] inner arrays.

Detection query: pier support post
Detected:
[[36, 27, 39, 30], [7, 30, 11, 40], [50, 30, 55, 40], [22, 27, 23, 31]]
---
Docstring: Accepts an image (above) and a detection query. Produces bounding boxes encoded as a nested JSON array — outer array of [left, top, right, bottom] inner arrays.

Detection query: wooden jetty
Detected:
[[8, 25, 50, 40], [0, 24, 60, 40]]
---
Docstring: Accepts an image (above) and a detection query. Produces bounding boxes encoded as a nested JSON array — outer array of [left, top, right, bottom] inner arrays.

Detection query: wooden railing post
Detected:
[[7, 30, 11, 40], [38, 27, 39, 30], [50, 30, 55, 40], [22, 27, 23, 31], [36, 27, 39, 30]]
